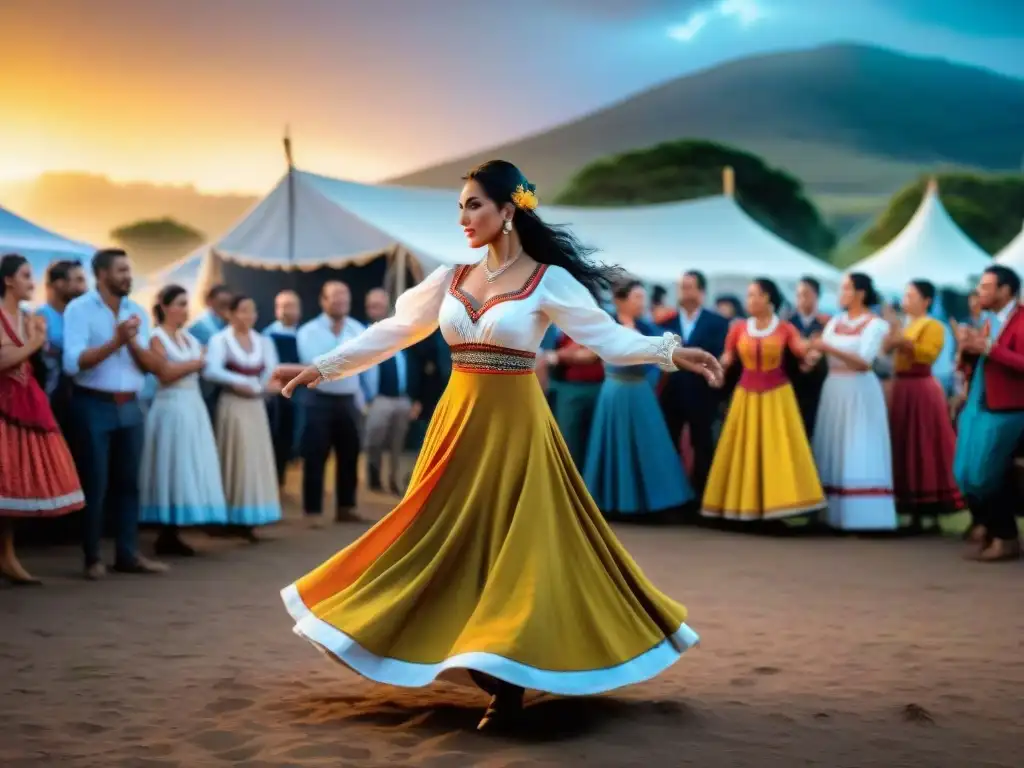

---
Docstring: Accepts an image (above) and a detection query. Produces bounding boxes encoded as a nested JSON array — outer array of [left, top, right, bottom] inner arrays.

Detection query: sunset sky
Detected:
[[2, 0, 1022, 194]]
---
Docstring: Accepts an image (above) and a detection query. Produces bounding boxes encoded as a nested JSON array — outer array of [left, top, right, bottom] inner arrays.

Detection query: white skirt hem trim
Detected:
[[280, 583, 698, 696], [0, 490, 84, 511]]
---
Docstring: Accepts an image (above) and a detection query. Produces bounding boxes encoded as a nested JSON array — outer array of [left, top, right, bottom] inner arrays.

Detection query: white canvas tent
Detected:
[[850, 179, 992, 295], [994, 222, 1024, 273], [151, 166, 839, 315], [0, 204, 94, 302], [298, 165, 840, 298]]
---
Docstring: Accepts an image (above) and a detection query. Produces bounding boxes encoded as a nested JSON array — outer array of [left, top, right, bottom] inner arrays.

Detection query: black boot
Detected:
[[469, 671, 524, 730], [368, 464, 383, 492]]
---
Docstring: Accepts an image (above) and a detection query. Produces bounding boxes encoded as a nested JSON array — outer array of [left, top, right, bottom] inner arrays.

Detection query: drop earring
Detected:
[[502, 218, 512, 235]]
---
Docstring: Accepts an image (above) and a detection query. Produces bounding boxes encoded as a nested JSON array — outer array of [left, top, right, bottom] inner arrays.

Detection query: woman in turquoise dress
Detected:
[[583, 279, 694, 517]]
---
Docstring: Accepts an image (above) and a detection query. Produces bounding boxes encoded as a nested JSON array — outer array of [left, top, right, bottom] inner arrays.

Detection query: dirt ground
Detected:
[[2, 475, 1022, 768]]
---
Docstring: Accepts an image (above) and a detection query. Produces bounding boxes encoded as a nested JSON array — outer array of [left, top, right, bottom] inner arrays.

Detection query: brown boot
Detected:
[[335, 506, 361, 523]]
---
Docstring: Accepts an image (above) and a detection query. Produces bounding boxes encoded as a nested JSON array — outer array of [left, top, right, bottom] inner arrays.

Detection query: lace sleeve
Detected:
[[539, 266, 679, 370], [313, 266, 452, 381]]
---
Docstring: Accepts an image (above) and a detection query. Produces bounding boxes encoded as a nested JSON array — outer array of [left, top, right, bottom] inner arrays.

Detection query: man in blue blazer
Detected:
[[658, 270, 730, 500]]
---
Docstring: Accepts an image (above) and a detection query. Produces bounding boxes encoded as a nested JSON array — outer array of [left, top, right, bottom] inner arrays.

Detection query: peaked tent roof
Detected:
[[994, 222, 1024, 273], [0, 204, 94, 280], [299, 170, 840, 286], [850, 180, 992, 294], [143, 167, 840, 308]]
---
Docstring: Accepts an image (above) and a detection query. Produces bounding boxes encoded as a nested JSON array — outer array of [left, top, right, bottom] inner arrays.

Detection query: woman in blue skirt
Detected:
[[583, 279, 694, 517]]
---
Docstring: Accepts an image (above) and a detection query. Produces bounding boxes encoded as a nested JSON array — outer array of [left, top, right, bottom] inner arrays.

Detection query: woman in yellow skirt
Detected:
[[701, 278, 825, 524], [278, 161, 722, 730]]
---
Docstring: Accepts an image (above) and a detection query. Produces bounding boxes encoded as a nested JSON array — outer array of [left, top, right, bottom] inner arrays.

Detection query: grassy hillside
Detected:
[[389, 43, 1023, 202]]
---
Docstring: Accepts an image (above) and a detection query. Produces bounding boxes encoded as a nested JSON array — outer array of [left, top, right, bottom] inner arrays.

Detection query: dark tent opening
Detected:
[[219, 254, 420, 329]]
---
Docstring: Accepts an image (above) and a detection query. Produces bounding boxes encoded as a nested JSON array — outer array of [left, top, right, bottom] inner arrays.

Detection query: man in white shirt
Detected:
[[296, 281, 374, 524], [63, 249, 168, 580], [362, 288, 421, 495]]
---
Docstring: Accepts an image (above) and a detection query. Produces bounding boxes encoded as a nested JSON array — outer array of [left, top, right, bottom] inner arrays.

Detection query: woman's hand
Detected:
[[672, 347, 724, 388], [26, 314, 47, 351], [800, 349, 823, 371], [281, 364, 322, 398]]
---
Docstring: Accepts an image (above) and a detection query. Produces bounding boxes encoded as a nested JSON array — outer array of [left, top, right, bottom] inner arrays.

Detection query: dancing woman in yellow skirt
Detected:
[[701, 278, 825, 523], [278, 160, 722, 730]]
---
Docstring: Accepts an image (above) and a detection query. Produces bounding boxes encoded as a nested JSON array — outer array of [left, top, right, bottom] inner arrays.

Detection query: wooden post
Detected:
[[283, 125, 296, 266], [395, 248, 408, 296], [722, 166, 735, 197]]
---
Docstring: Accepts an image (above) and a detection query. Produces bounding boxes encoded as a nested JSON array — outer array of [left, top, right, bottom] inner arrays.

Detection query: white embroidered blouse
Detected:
[[821, 312, 889, 373], [313, 264, 681, 380], [204, 328, 280, 394]]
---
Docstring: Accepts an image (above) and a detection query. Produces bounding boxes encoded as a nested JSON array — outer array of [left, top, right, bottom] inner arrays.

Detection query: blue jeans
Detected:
[[70, 389, 145, 566]]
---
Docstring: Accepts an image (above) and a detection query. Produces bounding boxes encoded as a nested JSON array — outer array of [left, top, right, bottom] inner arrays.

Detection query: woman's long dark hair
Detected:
[[0, 253, 48, 388], [463, 160, 621, 298], [0, 253, 27, 299]]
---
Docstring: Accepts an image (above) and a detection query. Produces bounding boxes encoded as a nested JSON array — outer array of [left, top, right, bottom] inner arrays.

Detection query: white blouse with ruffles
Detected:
[[313, 264, 681, 381]]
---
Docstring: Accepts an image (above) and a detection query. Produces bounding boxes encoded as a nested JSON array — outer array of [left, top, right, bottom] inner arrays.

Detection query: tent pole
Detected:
[[395, 248, 408, 296], [284, 125, 296, 266]]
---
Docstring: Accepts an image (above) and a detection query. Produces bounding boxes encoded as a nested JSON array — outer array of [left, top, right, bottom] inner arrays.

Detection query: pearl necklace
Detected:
[[482, 248, 523, 283]]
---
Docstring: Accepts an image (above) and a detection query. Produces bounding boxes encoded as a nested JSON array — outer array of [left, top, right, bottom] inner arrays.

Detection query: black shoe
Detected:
[[477, 687, 524, 731], [154, 532, 196, 557], [368, 465, 382, 492]]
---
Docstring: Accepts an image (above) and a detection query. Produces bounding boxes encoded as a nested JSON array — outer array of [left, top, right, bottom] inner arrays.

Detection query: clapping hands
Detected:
[[957, 320, 990, 355], [26, 314, 47, 350], [115, 315, 141, 345]]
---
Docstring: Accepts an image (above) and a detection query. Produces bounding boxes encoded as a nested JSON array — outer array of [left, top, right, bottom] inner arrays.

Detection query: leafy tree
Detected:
[[111, 217, 204, 247], [858, 172, 1024, 255], [554, 139, 836, 256]]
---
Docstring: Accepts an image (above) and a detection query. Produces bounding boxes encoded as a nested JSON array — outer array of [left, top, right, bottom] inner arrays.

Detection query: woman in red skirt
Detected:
[[0, 254, 84, 584], [883, 279, 964, 531]]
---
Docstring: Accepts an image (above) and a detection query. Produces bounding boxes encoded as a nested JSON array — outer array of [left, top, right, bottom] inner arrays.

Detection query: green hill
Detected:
[[389, 43, 1024, 207]]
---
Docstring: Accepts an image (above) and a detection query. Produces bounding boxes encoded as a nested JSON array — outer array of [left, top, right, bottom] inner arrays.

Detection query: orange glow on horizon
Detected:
[[0, 5, 466, 194]]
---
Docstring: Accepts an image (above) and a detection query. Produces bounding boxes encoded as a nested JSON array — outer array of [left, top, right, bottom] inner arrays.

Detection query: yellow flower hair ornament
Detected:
[[511, 184, 539, 211]]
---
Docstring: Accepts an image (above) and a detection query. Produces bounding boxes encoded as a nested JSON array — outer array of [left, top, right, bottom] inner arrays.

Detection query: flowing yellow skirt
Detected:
[[701, 383, 825, 521], [281, 369, 698, 695]]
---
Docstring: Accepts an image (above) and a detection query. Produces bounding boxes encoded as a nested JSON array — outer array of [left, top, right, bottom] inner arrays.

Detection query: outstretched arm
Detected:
[[540, 266, 679, 370], [281, 267, 452, 398], [312, 266, 450, 381], [539, 266, 721, 384]]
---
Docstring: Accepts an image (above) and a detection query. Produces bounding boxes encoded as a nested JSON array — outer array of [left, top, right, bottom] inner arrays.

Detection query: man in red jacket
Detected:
[[954, 265, 1024, 562]]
